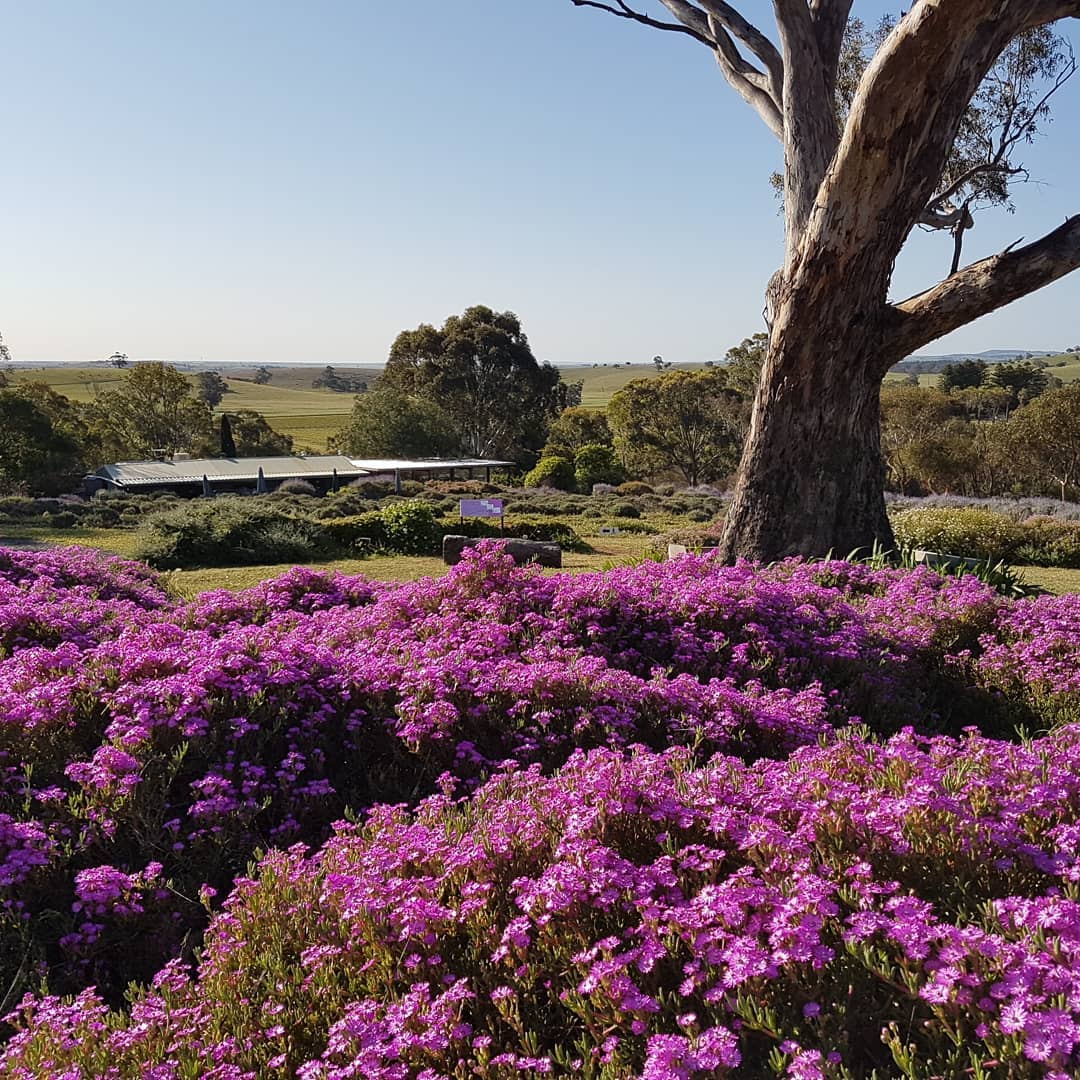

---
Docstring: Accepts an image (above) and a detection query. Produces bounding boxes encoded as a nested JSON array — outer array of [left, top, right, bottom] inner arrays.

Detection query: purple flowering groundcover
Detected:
[[0, 543, 1078, 1078]]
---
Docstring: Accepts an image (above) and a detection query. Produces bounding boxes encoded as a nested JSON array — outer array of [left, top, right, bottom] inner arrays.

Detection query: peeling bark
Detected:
[[570, 0, 1080, 560]]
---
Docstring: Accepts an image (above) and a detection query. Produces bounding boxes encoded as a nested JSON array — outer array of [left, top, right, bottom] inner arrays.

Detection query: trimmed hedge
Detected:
[[1015, 516, 1080, 568], [320, 501, 439, 555], [891, 507, 1080, 567]]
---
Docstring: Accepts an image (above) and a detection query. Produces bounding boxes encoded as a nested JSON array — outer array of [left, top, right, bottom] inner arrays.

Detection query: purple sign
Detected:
[[459, 498, 504, 519]]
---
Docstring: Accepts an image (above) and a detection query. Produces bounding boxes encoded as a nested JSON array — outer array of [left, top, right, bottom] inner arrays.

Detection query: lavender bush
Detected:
[[885, 492, 1080, 521]]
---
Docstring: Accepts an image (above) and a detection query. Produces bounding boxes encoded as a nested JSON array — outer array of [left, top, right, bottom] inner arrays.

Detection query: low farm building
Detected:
[[84, 455, 514, 496]]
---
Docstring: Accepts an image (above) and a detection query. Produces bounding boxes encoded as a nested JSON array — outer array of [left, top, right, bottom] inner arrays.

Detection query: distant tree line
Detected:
[[4, 314, 1079, 503], [313, 366, 368, 393], [0, 361, 293, 495], [881, 369, 1080, 500]]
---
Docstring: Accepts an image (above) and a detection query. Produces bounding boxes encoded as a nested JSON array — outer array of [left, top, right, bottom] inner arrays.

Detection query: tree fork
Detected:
[[569, 0, 1080, 560]]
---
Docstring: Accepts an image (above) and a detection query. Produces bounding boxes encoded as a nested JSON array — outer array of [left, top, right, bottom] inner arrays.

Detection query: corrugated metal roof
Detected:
[[96, 456, 369, 487], [345, 458, 515, 471]]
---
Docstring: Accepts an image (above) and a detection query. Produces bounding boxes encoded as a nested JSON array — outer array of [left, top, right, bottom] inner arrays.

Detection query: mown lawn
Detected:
[[6, 524, 1080, 595], [1017, 565, 1080, 594]]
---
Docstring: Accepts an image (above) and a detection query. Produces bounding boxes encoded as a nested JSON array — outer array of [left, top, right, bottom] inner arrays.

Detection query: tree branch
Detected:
[[916, 47, 1075, 232], [798, 0, 1080, 279], [889, 215, 1080, 355], [696, 0, 785, 100], [703, 15, 784, 135], [809, 0, 854, 84], [569, 0, 711, 45], [925, 163, 1027, 217], [655, 2, 783, 135], [773, 0, 838, 246], [571, 0, 785, 139]]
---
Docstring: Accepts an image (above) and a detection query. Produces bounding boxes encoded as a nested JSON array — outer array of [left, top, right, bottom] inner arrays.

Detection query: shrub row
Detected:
[[133, 501, 334, 569], [134, 500, 589, 568], [891, 507, 1080, 566]]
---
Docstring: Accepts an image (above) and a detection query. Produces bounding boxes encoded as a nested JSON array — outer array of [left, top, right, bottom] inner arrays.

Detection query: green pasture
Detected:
[[9, 366, 359, 451], [265, 412, 349, 450], [570, 362, 713, 408], [8, 365, 376, 402], [219, 366, 382, 392], [7, 362, 722, 444], [9, 356, 1078, 454], [1046, 356, 1080, 382], [884, 353, 1079, 387]]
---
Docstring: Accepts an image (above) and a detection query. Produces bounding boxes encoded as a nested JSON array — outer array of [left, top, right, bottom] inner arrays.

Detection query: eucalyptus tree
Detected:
[[568, 0, 1079, 559], [383, 306, 569, 461]]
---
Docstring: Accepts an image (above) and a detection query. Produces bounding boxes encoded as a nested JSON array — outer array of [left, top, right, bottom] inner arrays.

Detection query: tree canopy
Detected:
[[984, 360, 1058, 406], [86, 362, 213, 460], [196, 372, 229, 409], [608, 368, 744, 487], [722, 333, 768, 398], [939, 360, 989, 393], [224, 410, 293, 457], [382, 306, 571, 461], [0, 391, 86, 495], [543, 407, 614, 459], [1008, 383, 1080, 502], [334, 387, 460, 460]]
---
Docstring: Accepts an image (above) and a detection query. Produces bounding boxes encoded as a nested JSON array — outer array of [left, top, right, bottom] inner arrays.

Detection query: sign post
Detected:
[[459, 498, 505, 534]]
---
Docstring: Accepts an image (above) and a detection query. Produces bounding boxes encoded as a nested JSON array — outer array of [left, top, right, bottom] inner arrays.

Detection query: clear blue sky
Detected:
[[3, 1, 1078, 365]]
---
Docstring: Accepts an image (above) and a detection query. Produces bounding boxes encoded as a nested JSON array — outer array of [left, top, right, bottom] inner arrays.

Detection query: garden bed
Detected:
[[0, 544, 1078, 1076]]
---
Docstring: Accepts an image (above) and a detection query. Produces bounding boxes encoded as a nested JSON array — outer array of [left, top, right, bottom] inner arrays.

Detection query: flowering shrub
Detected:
[[891, 508, 1027, 560], [886, 492, 1080, 521], [0, 543, 1078, 1076], [9, 729, 1080, 1077], [134, 499, 333, 569], [1015, 516, 1080, 568], [446, 516, 588, 550]]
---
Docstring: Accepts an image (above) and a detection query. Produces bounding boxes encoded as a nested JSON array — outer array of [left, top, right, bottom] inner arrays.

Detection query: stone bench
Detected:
[[442, 535, 562, 568]]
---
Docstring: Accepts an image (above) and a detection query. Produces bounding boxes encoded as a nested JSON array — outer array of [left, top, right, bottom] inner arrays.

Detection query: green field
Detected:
[[7, 362, 717, 448], [11, 355, 1077, 451], [9, 366, 366, 451], [884, 352, 1080, 387], [569, 362, 713, 408]]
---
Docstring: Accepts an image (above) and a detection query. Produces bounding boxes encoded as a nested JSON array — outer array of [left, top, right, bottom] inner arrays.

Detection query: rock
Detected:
[[442, 535, 562, 568], [913, 549, 985, 571]]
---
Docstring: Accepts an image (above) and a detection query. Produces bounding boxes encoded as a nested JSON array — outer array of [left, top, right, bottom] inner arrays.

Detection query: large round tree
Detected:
[[568, 0, 1080, 560], [382, 306, 571, 462]]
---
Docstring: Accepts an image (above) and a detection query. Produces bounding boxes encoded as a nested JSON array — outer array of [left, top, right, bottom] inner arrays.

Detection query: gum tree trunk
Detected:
[[720, 340, 896, 562], [571, 0, 1080, 561]]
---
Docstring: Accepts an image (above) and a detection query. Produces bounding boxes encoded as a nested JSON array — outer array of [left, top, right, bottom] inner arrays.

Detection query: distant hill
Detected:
[[893, 349, 1066, 375]]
